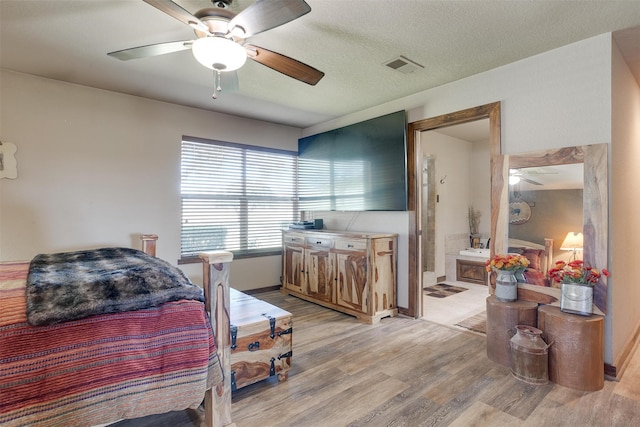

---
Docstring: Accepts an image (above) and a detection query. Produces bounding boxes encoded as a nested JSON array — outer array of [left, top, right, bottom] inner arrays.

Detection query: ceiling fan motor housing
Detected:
[[211, 0, 232, 8], [194, 8, 237, 37]]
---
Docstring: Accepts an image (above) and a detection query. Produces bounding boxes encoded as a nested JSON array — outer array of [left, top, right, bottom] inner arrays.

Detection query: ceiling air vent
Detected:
[[384, 55, 424, 74]]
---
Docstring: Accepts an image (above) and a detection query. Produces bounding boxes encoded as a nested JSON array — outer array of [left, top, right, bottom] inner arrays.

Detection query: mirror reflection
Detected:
[[493, 143, 607, 313], [507, 163, 584, 286]]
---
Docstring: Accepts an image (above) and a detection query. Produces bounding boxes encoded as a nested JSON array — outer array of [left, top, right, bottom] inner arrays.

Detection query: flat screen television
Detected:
[[298, 110, 407, 211]]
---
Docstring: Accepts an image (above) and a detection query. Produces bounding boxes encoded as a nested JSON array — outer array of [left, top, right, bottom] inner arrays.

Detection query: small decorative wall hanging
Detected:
[[509, 200, 531, 225], [0, 140, 18, 179]]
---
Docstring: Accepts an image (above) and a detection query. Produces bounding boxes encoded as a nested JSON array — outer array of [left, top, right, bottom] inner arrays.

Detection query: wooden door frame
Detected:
[[401, 102, 501, 318]]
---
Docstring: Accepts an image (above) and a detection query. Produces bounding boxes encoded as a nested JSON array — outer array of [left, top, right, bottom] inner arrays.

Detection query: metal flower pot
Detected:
[[560, 283, 593, 316], [495, 270, 517, 302]]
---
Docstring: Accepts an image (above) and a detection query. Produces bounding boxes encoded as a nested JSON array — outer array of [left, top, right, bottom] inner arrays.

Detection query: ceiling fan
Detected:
[[108, 0, 325, 97], [509, 169, 543, 186]]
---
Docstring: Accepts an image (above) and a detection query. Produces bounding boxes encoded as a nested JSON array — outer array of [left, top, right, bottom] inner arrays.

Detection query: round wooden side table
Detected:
[[538, 305, 604, 391], [486, 296, 538, 367]]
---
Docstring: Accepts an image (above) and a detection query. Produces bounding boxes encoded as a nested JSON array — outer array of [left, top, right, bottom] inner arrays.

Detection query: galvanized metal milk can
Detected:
[[509, 325, 551, 385]]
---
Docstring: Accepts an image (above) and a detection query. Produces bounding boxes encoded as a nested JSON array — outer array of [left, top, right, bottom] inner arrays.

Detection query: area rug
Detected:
[[455, 311, 487, 334], [423, 283, 468, 298]]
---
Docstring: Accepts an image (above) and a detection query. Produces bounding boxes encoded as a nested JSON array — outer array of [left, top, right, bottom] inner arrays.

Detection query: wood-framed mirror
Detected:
[[491, 144, 608, 313]]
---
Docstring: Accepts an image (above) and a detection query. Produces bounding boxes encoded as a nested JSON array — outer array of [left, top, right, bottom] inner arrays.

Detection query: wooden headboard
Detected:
[[508, 237, 554, 276]]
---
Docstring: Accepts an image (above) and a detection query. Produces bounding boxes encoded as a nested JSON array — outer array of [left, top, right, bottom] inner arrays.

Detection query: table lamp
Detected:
[[560, 231, 583, 260]]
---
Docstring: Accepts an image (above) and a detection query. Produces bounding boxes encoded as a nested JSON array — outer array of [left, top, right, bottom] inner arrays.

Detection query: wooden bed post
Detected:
[[544, 238, 554, 277], [199, 251, 235, 427], [140, 234, 159, 256]]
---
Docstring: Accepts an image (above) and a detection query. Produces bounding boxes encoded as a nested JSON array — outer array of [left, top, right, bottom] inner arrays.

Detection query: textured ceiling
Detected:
[[1, 0, 639, 128]]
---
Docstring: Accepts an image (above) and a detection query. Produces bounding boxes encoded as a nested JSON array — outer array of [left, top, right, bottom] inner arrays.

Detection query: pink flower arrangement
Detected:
[[548, 260, 609, 286], [484, 254, 530, 273]]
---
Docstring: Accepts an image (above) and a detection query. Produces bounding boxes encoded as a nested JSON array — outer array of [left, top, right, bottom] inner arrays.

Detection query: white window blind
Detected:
[[180, 137, 299, 259], [298, 157, 367, 211]]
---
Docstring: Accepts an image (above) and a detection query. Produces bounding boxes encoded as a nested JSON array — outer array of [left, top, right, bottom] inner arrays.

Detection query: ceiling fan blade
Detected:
[[522, 177, 543, 186], [108, 41, 192, 60], [245, 44, 324, 85], [143, 0, 210, 33], [229, 0, 311, 38]]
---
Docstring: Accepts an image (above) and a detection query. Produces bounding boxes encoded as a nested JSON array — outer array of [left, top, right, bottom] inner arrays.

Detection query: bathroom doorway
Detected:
[[405, 102, 501, 319], [420, 120, 491, 287], [420, 121, 491, 325]]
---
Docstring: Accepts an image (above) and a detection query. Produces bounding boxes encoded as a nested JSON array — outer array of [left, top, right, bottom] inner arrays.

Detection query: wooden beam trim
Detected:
[[407, 102, 501, 318]]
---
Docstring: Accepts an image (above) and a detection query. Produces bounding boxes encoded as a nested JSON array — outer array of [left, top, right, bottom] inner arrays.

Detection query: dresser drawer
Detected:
[[306, 236, 332, 248], [283, 233, 306, 245], [334, 239, 367, 251]]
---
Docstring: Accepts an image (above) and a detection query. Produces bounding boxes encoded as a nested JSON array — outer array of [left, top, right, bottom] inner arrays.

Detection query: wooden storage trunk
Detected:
[[230, 288, 292, 391]]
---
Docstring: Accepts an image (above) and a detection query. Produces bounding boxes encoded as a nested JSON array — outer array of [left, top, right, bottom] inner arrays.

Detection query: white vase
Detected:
[[560, 283, 593, 316], [495, 270, 517, 302]]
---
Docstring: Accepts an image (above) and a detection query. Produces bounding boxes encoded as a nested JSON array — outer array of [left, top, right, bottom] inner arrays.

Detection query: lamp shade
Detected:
[[192, 37, 247, 72], [560, 231, 584, 251]]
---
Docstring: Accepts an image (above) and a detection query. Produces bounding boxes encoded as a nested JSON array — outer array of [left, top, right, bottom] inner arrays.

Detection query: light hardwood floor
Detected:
[[230, 290, 640, 426], [422, 281, 488, 330], [120, 289, 640, 426]]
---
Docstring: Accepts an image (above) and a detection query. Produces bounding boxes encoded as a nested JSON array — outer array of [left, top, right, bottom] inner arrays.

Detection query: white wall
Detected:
[[611, 39, 640, 366], [471, 139, 491, 232], [422, 131, 473, 277], [0, 70, 300, 291]]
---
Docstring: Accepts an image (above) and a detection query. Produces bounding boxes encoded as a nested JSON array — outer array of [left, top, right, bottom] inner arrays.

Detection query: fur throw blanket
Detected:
[[26, 247, 204, 326]]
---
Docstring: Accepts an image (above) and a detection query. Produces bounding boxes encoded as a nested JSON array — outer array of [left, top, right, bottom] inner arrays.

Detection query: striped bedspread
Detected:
[[0, 261, 223, 427]]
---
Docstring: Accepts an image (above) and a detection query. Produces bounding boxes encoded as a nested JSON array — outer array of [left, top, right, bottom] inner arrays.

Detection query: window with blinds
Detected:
[[180, 137, 299, 260]]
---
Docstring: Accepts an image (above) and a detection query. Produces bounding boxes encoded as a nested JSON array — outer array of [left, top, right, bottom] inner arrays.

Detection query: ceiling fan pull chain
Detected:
[[212, 70, 222, 99]]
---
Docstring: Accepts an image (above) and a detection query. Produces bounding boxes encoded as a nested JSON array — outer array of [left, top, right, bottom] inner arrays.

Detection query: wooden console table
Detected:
[[282, 229, 397, 324]]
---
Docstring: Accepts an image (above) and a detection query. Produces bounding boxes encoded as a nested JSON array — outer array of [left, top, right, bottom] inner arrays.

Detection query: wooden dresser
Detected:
[[281, 229, 397, 324]]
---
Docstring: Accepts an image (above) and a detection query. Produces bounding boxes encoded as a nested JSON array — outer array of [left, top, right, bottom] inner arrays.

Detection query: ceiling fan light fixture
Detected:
[[229, 25, 246, 39], [192, 37, 247, 71]]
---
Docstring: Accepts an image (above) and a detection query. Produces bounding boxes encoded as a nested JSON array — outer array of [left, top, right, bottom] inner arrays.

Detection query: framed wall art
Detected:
[[509, 200, 531, 225]]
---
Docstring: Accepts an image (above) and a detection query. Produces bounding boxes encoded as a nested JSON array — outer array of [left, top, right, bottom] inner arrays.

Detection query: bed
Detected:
[[508, 237, 555, 288], [0, 235, 233, 427]]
